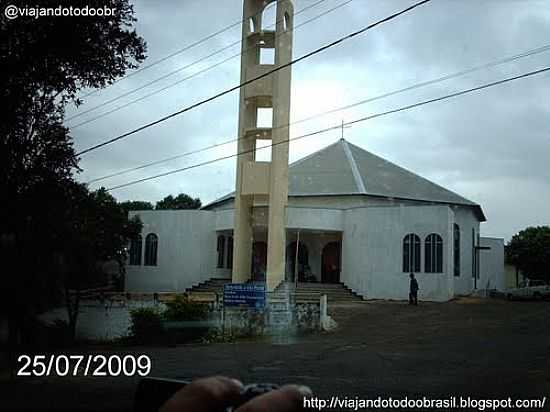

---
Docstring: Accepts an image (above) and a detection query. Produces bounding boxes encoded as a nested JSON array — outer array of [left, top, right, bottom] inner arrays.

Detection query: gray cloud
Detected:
[[68, 0, 550, 241]]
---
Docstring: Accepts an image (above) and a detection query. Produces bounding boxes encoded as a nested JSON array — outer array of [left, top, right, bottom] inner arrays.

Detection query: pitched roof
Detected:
[[203, 139, 485, 220]]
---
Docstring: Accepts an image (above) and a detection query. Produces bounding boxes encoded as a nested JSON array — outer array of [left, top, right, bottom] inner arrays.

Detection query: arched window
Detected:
[[261, 1, 276, 30], [217, 235, 225, 268], [129, 234, 142, 265], [249, 17, 256, 33], [425, 233, 443, 273], [283, 12, 290, 31], [226, 237, 233, 269], [144, 234, 158, 266], [453, 224, 460, 277], [403, 234, 421, 273]]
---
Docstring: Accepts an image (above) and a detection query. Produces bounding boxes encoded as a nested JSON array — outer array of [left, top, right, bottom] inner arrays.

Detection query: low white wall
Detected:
[[342, 205, 455, 302], [126, 210, 216, 293], [479, 237, 505, 291], [40, 300, 164, 341]]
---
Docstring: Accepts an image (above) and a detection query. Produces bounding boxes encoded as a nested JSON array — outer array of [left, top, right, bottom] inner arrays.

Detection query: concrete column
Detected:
[[233, 0, 294, 290], [266, 1, 293, 291]]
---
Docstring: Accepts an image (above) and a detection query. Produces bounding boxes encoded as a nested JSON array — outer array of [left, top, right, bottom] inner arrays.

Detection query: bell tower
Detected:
[[232, 0, 294, 291]]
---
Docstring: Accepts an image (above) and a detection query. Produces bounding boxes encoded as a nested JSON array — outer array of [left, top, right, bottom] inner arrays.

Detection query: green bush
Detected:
[[129, 307, 164, 343], [163, 295, 208, 321]]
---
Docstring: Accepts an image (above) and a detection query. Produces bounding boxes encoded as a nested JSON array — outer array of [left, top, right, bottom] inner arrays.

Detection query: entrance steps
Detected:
[[186, 278, 364, 303]]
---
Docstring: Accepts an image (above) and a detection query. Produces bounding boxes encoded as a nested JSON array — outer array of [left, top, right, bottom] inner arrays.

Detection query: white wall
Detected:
[[342, 205, 455, 302], [452, 206, 480, 295], [479, 237, 505, 291], [39, 300, 174, 341], [126, 210, 216, 292]]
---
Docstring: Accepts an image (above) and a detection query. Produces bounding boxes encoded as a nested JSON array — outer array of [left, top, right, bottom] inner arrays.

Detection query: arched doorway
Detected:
[[286, 241, 309, 281], [251, 241, 267, 281], [322, 241, 341, 283]]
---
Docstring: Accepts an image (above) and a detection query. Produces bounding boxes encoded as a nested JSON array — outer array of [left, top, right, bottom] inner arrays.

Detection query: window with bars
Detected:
[[226, 237, 233, 269], [403, 233, 421, 273], [454, 224, 460, 276], [144, 233, 158, 266], [425, 233, 443, 273], [217, 235, 225, 268], [129, 234, 142, 265]]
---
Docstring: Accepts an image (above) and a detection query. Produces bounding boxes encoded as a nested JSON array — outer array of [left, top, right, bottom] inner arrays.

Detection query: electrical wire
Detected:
[[86, 42, 550, 184], [103, 65, 550, 191], [78, 0, 297, 100], [76, 0, 432, 156], [66, 0, 347, 126]]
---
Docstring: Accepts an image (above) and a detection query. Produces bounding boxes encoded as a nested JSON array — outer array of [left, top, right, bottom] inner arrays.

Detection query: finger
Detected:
[[235, 385, 313, 412], [160, 376, 243, 412]]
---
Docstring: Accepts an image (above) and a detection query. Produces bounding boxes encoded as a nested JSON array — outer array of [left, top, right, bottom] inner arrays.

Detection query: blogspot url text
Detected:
[[304, 395, 547, 411]]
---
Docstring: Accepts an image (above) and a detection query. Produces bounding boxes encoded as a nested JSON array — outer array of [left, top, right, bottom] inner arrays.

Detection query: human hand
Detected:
[[159, 376, 312, 412]]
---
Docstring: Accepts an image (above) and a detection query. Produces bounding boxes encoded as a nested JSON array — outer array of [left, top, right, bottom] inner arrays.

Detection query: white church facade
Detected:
[[125, 138, 505, 302]]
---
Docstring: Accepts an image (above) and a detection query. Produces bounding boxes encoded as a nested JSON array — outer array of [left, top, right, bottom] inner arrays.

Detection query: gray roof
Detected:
[[203, 139, 485, 220]]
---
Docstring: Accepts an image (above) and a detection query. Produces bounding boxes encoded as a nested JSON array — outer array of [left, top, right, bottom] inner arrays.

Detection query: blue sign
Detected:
[[223, 283, 266, 309]]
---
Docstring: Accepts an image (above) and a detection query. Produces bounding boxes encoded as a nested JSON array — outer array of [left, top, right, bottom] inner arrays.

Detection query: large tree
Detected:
[[1, 0, 146, 345], [61, 186, 142, 338], [156, 193, 202, 210], [119, 200, 155, 214], [506, 226, 550, 282]]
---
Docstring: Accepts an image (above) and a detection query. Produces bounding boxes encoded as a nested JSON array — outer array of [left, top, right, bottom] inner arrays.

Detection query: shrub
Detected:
[[163, 295, 208, 321], [129, 307, 164, 343], [200, 329, 235, 344]]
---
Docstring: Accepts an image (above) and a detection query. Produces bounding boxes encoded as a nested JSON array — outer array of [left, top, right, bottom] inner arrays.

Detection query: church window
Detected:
[[453, 224, 460, 276], [403, 233, 421, 273], [129, 234, 142, 265], [425, 233, 443, 273], [217, 235, 225, 268], [144, 233, 158, 266], [226, 237, 233, 269]]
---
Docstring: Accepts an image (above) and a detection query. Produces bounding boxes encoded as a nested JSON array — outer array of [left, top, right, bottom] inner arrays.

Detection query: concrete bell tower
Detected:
[[232, 0, 294, 291]]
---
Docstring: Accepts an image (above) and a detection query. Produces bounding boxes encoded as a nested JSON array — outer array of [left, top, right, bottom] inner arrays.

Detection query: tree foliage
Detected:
[[156, 193, 202, 210], [506, 226, 550, 281], [119, 200, 155, 214], [1, 0, 146, 345]]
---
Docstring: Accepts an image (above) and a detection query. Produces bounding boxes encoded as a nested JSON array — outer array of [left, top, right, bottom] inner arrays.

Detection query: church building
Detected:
[[125, 138, 505, 302]]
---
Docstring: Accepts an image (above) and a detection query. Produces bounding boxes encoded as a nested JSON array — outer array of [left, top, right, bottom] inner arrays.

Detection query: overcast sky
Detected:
[[68, 0, 550, 241]]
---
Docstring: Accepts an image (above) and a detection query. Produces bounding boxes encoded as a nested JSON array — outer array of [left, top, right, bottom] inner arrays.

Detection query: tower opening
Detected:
[[260, 47, 275, 65], [256, 107, 273, 128], [255, 139, 272, 162], [261, 2, 276, 30]]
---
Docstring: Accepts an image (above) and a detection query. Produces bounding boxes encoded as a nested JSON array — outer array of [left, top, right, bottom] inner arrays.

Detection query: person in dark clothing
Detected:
[[409, 273, 419, 305]]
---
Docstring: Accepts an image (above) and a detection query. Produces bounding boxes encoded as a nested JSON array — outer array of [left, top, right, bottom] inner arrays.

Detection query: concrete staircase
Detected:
[[294, 282, 364, 303], [186, 278, 364, 303], [186, 278, 231, 294]]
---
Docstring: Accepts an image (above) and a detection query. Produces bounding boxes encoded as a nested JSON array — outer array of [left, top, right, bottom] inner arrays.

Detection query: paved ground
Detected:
[[1, 298, 549, 411]]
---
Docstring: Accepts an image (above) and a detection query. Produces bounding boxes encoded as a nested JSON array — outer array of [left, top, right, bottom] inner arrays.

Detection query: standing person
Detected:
[[409, 273, 419, 305]]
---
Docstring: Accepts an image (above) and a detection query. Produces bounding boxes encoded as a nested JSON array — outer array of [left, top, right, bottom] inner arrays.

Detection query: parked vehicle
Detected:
[[506, 279, 550, 300]]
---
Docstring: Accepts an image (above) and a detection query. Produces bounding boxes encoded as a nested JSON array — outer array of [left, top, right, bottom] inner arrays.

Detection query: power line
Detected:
[[78, 0, 295, 100], [67, 0, 344, 127], [76, 0, 432, 156], [86, 42, 550, 184], [104, 66, 550, 192]]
